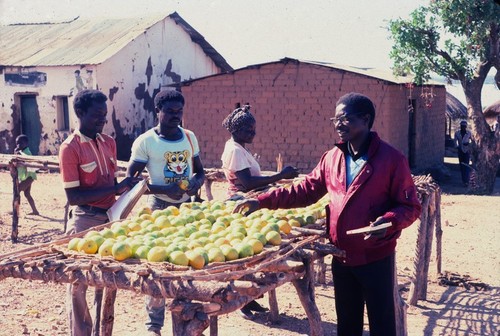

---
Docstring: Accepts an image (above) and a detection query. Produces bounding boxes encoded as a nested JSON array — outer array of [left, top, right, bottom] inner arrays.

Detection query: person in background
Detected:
[[234, 93, 422, 336], [127, 89, 205, 336], [221, 104, 299, 319], [454, 120, 472, 186], [14, 134, 39, 215], [59, 89, 139, 336]]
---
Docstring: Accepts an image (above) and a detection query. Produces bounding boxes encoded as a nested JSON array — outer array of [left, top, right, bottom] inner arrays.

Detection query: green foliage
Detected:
[[388, 0, 500, 85]]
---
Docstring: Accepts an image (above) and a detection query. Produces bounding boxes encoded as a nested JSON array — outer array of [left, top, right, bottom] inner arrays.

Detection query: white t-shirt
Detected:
[[221, 138, 261, 197], [130, 127, 200, 203]]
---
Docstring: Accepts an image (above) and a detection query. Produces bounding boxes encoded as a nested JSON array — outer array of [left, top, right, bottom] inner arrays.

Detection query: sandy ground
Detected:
[[0, 157, 499, 336]]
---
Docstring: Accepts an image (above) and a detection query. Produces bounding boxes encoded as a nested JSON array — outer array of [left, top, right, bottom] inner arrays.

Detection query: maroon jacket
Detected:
[[258, 132, 421, 266]]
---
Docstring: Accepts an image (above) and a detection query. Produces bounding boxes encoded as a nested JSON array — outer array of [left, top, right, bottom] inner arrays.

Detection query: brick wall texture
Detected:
[[180, 61, 445, 173]]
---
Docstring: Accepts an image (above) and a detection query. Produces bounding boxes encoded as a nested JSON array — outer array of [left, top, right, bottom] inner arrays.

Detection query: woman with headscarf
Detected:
[[221, 104, 299, 199], [221, 104, 299, 319]]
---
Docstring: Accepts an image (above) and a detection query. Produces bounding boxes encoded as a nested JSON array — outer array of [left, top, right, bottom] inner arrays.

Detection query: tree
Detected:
[[388, 0, 499, 194]]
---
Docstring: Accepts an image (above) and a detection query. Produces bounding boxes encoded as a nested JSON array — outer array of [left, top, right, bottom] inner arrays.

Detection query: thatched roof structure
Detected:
[[446, 92, 467, 120], [483, 100, 500, 121]]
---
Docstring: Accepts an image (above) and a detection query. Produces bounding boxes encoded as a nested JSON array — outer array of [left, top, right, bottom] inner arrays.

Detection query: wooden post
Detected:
[[209, 316, 218, 336], [420, 191, 437, 301], [408, 194, 430, 305], [92, 288, 103, 336], [171, 301, 210, 336], [9, 161, 20, 243], [267, 288, 280, 323], [64, 201, 70, 233], [314, 238, 327, 284], [394, 255, 408, 336], [291, 256, 324, 336], [435, 192, 443, 275], [100, 288, 117, 336], [204, 180, 214, 201]]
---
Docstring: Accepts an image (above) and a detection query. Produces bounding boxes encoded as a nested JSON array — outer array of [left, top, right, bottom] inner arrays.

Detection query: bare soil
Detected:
[[0, 157, 498, 336]]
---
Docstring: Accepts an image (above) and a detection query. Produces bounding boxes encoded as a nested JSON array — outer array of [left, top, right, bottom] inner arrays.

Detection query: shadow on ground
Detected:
[[422, 286, 500, 336], [426, 155, 500, 195]]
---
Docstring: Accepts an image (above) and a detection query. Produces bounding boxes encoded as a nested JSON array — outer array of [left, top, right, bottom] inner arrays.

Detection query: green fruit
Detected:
[[68, 238, 81, 251], [236, 243, 254, 258], [169, 251, 189, 266], [147, 246, 168, 262], [134, 245, 151, 259]]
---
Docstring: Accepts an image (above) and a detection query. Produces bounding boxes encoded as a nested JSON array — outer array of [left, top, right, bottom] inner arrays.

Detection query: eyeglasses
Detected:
[[330, 114, 359, 125]]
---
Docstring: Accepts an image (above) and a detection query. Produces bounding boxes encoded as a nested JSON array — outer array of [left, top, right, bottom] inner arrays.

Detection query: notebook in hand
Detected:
[[107, 179, 148, 222]]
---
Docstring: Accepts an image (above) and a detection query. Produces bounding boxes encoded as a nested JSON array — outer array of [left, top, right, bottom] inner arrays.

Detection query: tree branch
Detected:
[[434, 49, 465, 82]]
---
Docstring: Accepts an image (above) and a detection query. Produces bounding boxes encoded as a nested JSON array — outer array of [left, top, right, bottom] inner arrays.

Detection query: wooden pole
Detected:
[[170, 300, 210, 336], [267, 288, 280, 323], [209, 316, 218, 336], [291, 254, 324, 336], [9, 161, 20, 243], [408, 194, 430, 305], [64, 202, 70, 233], [394, 254, 408, 336], [314, 238, 327, 284], [92, 288, 103, 336], [100, 288, 117, 336], [420, 191, 437, 301], [435, 192, 443, 275], [204, 180, 214, 201]]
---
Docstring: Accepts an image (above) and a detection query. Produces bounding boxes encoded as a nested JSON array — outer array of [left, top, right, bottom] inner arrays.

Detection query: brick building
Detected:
[[177, 58, 446, 172]]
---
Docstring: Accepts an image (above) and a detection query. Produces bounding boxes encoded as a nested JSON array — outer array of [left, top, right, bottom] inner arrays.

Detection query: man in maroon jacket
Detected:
[[235, 92, 421, 336]]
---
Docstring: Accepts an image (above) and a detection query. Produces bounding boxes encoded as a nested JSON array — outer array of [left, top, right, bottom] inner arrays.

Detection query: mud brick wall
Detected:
[[180, 61, 445, 173]]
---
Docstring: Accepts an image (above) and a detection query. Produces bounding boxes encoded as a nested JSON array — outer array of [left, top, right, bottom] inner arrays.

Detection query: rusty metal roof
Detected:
[[176, 57, 442, 87], [295, 58, 443, 85], [0, 12, 232, 71]]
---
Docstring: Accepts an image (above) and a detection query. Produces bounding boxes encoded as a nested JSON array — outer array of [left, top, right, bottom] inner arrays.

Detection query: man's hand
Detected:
[[115, 177, 142, 195], [279, 166, 299, 180], [233, 199, 260, 216], [164, 183, 185, 200], [186, 177, 203, 196], [364, 216, 389, 240]]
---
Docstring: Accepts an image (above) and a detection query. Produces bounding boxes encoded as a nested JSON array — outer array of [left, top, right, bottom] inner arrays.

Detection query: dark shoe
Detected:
[[147, 329, 161, 336], [239, 306, 255, 320], [246, 300, 268, 312]]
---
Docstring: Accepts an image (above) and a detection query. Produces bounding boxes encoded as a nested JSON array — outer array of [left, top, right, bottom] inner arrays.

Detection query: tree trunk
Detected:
[[463, 83, 500, 195]]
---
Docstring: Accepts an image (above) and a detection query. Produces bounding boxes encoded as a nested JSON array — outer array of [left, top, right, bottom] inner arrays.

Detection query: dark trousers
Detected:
[[332, 254, 396, 336], [458, 150, 471, 184]]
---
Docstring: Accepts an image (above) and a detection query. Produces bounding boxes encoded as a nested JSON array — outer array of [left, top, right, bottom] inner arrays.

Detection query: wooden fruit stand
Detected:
[[1, 154, 443, 336], [0, 219, 344, 336]]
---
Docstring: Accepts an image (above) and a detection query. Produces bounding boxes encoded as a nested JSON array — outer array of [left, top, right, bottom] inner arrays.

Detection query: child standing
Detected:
[[14, 134, 39, 215]]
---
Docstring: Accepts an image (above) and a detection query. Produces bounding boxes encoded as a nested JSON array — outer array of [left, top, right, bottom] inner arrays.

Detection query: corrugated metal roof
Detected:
[[177, 57, 443, 86], [0, 15, 167, 66], [296, 58, 443, 85], [0, 12, 232, 71]]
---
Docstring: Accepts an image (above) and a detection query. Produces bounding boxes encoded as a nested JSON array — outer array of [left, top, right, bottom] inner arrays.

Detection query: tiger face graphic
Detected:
[[164, 150, 189, 175]]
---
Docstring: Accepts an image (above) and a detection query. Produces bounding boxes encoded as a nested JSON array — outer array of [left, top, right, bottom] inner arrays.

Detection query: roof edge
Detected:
[[168, 12, 233, 73], [174, 57, 445, 87]]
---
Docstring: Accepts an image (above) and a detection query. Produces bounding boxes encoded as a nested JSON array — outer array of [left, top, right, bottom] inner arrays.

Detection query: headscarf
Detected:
[[222, 104, 255, 133]]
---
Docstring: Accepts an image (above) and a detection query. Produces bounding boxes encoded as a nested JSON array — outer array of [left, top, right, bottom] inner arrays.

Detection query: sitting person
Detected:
[[221, 103, 299, 319]]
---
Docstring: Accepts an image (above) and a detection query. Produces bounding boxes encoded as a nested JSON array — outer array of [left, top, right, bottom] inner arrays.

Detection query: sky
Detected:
[[0, 0, 428, 70], [1, 0, 497, 105]]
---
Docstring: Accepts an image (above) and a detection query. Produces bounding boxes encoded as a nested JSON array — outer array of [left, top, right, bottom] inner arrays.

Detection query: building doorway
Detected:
[[20, 95, 41, 155]]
